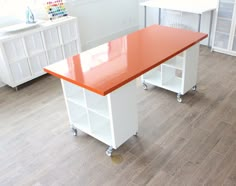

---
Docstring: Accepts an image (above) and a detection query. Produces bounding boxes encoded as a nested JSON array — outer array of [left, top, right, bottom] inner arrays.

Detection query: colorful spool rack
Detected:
[[46, 0, 68, 20]]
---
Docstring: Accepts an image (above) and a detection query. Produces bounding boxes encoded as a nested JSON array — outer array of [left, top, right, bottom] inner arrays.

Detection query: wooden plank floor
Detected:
[[0, 46, 236, 186]]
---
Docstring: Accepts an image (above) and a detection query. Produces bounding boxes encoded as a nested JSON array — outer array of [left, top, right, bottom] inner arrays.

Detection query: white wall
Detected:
[[65, 0, 139, 50]]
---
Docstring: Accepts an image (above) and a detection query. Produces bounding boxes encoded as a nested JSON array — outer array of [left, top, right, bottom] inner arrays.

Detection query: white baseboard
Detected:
[[83, 25, 139, 50]]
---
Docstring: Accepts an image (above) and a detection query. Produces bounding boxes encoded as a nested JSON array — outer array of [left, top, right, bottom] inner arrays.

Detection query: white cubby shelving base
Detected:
[[142, 43, 199, 96], [61, 79, 138, 149], [0, 16, 81, 88]]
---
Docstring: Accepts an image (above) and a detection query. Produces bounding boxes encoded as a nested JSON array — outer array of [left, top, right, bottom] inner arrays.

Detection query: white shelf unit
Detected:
[[212, 0, 236, 56], [61, 80, 138, 150], [0, 16, 81, 88], [142, 44, 199, 102]]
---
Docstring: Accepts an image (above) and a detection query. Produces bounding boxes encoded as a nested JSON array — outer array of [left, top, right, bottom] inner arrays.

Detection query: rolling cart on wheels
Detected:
[[141, 43, 200, 103]]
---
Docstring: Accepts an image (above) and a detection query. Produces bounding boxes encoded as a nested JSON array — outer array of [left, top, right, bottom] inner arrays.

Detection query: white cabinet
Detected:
[[212, 0, 236, 55], [0, 16, 81, 88], [61, 79, 138, 153], [142, 44, 199, 102]]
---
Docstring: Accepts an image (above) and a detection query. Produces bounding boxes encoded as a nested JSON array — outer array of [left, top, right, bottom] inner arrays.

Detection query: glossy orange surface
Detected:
[[44, 25, 207, 96]]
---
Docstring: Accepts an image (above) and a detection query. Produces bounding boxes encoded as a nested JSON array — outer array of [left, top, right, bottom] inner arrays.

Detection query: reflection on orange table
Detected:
[[44, 25, 207, 96]]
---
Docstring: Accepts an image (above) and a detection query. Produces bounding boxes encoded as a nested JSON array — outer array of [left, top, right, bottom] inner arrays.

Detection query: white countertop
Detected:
[[0, 16, 76, 41], [140, 0, 217, 14]]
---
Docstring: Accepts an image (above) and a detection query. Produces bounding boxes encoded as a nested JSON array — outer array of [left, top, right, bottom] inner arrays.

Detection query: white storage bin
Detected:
[[24, 32, 44, 56], [9, 59, 31, 83], [63, 40, 78, 58], [29, 52, 48, 75], [43, 27, 61, 49], [60, 21, 78, 44], [3, 38, 26, 62], [47, 46, 64, 64]]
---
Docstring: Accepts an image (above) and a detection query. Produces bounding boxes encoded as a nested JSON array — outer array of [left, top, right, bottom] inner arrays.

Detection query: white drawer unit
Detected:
[[0, 16, 81, 88], [212, 0, 236, 55]]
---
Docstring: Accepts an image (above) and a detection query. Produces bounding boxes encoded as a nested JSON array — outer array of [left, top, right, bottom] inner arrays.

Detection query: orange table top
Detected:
[[44, 25, 207, 96]]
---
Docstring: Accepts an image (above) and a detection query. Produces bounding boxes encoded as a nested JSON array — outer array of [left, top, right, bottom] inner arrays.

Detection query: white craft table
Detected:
[[140, 0, 216, 46]]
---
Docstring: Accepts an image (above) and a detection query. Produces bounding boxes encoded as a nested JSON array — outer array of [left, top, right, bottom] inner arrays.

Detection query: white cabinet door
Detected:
[[47, 46, 64, 64], [63, 40, 78, 58], [213, 0, 235, 49], [60, 21, 78, 44], [3, 38, 26, 62], [43, 27, 61, 49], [29, 52, 48, 75], [24, 32, 44, 56], [9, 59, 31, 83]]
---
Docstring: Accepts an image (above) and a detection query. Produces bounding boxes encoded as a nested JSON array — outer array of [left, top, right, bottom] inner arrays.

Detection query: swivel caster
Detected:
[[143, 82, 148, 90], [177, 93, 182, 103], [106, 146, 113, 157], [192, 85, 197, 91], [72, 128, 77, 136]]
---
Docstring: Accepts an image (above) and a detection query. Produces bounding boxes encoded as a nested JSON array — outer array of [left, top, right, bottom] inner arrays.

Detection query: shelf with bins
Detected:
[[142, 44, 199, 102], [0, 16, 81, 88]]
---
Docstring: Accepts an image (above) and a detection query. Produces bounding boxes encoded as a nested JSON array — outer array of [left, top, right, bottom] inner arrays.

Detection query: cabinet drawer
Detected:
[[60, 21, 78, 44], [3, 38, 26, 62], [214, 32, 230, 49], [43, 27, 60, 49], [47, 46, 64, 64], [216, 18, 232, 33], [218, 2, 235, 19], [9, 59, 31, 83], [24, 32, 44, 56], [29, 52, 48, 75]]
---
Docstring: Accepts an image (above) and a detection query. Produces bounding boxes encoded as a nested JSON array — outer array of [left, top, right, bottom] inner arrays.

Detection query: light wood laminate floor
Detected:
[[0, 46, 236, 186]]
